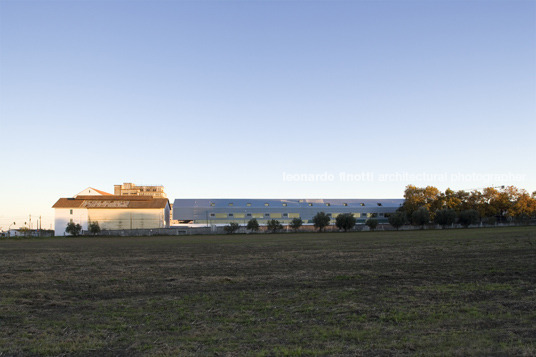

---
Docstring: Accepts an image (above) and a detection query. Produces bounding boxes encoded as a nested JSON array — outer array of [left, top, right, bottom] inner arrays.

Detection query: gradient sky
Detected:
[[1, 0, 535, 230]]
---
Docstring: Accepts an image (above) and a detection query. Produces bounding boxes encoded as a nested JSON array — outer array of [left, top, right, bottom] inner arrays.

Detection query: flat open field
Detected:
[[1, 227, 535, 356]]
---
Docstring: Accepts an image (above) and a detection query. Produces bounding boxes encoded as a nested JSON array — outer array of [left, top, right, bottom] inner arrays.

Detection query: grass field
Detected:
[[1, 227, 535, 356]]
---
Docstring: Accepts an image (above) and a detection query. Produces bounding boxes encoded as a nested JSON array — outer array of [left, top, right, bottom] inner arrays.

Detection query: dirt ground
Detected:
[[1, 226, 535, 356]]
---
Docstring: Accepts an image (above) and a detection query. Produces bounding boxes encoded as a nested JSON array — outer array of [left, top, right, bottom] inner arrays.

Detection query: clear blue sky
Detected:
[[1, 0, 535, 230]]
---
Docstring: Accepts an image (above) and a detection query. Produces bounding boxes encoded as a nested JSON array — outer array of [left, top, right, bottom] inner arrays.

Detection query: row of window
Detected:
[[212, 202, 384, 207], [208, 212, 386, 219]]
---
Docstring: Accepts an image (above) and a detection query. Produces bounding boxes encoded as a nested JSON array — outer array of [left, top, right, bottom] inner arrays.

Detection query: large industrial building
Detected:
[[52, 184, 170, 236], [53, 182, 404, 234], [172, 198, 404, 226]]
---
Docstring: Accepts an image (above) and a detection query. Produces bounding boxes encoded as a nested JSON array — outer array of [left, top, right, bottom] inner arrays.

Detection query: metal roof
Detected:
[[173, 198, 404, 209]]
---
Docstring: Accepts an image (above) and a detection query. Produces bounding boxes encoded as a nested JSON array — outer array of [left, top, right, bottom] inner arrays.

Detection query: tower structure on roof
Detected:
[[114, 183, 167, 198]]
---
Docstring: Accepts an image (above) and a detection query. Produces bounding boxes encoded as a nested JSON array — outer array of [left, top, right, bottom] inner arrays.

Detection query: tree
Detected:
[[458, 209, 479, 228], [433, 209, 456, 229], [441, 188, 462, 211], [365, 218, 379, 231], [402, 185, 441, 218], [289, 218, 303, 232], [483, 216, 497, 226], [312, 212, 330, 232], [411, 207, 430, 229], [388, 211, 406, 230], [335, 213, 356, 232], [88, 221, 101, 235], [510, 191, 536, 219], [266, 219, 283, 233], [481, 187, 504, 220], [467, 190, 486, 218], [223, 222, 240, 234], [455, 189, 471, 212], [246, 218, 259, 232], [399, 185, 534, 225], [65, 222, 82, 236], [514, 213, 531, 225]]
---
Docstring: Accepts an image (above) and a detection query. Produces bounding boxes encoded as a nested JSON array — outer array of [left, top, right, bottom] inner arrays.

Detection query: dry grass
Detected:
[[1, 226, 535, 356]]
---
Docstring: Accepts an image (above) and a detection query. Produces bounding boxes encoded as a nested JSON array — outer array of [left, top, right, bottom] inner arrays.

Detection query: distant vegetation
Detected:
[[266, 219, 283, 233], [335, 213, 356, 232], [312, 212, 331, 232], [289, 218, 303, 232], [223, 222, 240, 234], [388, 211, 406, 230], [88, 222, 101, 235], [398, 185, 536, 229], [365, 218, 379, 231], [246, 218, 259, 232], [65, 222, 82, 236]]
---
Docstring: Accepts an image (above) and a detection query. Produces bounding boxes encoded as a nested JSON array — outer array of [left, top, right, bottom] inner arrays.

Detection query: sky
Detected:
[[0, 0, 535, 230]]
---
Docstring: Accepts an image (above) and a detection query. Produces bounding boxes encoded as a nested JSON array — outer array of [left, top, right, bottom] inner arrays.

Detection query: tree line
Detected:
[[225, 212, 380, 234], [398, 185, 536, 227]]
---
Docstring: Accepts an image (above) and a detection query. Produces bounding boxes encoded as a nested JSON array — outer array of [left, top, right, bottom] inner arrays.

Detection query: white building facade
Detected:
[[53, 194, 170, 236]]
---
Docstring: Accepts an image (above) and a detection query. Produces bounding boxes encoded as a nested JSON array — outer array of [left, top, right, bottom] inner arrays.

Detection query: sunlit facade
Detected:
[[53, 195, 170, 236]]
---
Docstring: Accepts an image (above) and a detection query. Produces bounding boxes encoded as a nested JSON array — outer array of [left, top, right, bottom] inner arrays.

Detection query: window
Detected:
[[325, 203, 330, 206], [379, 213, 384, 217], [210, 213, 215, 217], [264, 203, 269, 207], [70, 209, 73, 215], [327, 213, 332, 217], [265, 213, 270, 217], [246, 203, 251, 207], [210, 202, 215, 207], [246, 213, 252, 217], [228, 203, 234, 207], [283, 213, 288, 217], [360, 203, 365, 206], [377, 203, 382, 206], [308, 203, 313, 206], [343, 203, 348, 206], [282, 203, 287, 207], [228, 213, 234, 217]]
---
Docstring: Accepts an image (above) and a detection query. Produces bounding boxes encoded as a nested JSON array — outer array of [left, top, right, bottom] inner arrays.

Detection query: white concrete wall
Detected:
[[54, 208, 88, 236], [88, 208, 167, 230]]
